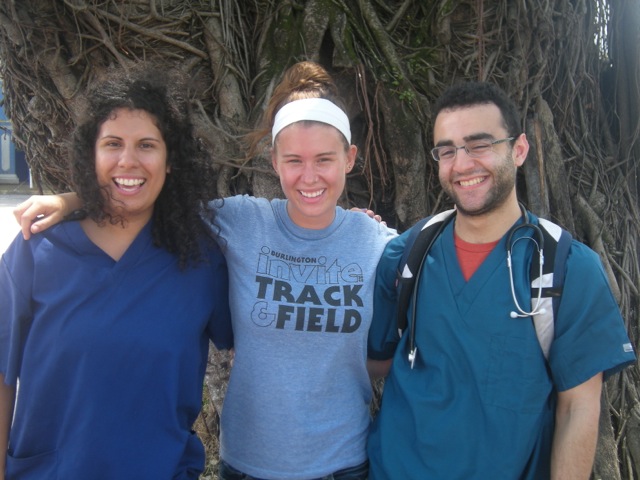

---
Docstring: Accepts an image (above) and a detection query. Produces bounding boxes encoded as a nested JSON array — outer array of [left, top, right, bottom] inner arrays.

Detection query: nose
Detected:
[[117, 145, 139, 168], [451, 146, 476, 171], [301, 163, 317, 183]]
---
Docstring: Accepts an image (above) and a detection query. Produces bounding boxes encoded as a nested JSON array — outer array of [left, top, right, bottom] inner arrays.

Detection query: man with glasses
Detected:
[[366, 82, 635, 479]]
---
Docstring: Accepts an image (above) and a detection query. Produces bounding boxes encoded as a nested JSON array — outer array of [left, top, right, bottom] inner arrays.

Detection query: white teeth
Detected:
[[300, 189, 324, 198], [115, 178, 145, 187], [459, 177, 484, 187]]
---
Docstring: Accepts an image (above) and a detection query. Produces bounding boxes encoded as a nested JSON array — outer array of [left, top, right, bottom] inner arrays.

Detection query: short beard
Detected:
[[442, 152, 517, 217]]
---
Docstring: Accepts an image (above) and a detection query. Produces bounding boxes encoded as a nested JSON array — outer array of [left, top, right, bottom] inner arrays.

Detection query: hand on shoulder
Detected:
[[350, 207, 386, 226], [13, 194, 77, 240]]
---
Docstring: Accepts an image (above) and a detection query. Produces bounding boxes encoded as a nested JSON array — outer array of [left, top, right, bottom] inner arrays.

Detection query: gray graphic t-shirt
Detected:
[[210, 195, 395, 479]]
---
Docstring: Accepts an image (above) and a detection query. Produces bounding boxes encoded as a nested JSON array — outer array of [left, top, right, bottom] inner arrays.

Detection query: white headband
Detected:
[[271, 98, 351, 145]]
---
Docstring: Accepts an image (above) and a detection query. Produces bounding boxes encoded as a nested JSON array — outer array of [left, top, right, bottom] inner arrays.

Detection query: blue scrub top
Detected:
[[0, 220, 232, 479]]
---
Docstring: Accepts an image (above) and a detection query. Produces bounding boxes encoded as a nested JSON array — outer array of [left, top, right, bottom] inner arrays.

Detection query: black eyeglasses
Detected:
[[430, 137, 515, 162]]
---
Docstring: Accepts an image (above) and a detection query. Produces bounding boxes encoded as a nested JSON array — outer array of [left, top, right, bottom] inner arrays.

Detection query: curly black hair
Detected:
[[433, 81, 522, 138], [70, 64, 219, 269]]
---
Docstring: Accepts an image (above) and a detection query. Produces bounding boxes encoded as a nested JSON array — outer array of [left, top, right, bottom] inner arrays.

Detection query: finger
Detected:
[[29, 211, 64, 235], [350, 207, 370, 214], [13, 200, 30, 224], [13, 201, 35, 240], [14, 202, 62, 240]]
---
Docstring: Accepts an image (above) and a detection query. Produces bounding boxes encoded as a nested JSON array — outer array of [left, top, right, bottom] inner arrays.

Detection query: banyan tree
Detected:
[[0, 0, 638, 477]]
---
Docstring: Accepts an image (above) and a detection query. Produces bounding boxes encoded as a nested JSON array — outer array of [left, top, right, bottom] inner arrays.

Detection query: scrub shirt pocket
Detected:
[[6, 449, 59, 479], [484, 334, 552, 413]]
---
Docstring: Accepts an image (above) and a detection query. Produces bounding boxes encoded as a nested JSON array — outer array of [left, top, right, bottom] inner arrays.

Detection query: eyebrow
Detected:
[[281, 150, 339, 158], [98, 135, 162, 142], [434, 132, 495, 147]]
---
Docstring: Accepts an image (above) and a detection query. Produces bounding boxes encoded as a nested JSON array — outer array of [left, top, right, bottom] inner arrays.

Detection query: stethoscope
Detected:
[[506, 204, 547, 319], [406, 204, 546, 369]]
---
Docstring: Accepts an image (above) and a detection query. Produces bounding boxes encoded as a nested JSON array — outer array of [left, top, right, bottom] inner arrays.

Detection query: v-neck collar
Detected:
[[62, 220, 155, 270], [442, 220, 510, 312]]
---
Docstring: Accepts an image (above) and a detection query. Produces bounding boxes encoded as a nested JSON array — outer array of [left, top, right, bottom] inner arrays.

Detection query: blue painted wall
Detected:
[[0, 80, 25, 184], [0, 80, 29, 184]]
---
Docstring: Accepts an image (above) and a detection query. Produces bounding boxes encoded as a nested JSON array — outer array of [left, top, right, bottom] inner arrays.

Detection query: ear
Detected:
[[512, 133, 529, 167], [346, 145, 358, 172]]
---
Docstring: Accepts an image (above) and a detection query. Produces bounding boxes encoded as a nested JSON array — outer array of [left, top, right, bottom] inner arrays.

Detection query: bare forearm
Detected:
[[551, 408, 599, 478], [551, 374, 602, 479]]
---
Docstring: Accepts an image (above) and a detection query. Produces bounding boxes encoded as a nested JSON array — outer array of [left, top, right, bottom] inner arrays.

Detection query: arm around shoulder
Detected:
[[13, 192, 82, 240]]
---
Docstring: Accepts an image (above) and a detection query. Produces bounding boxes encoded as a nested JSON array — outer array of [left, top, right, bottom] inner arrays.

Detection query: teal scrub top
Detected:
[[368, 215, 635, 479]]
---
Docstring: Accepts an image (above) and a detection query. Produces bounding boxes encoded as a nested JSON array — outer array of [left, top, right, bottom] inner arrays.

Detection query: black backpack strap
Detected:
[[395, 218, 428, 332], [396, 209, 457, 333]]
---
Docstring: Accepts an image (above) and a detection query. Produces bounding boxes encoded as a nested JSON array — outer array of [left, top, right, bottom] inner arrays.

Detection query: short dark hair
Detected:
[[433, 82, 522, 137], [70, 64, 220, 268]]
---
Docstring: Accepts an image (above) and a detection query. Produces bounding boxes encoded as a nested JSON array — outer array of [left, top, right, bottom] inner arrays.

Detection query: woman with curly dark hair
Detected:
[[66, 66, 219, 268], [0, 65, 231, 479]]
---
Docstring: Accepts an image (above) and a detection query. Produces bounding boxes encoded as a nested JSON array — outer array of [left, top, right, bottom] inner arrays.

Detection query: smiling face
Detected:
[[95, 108, 168, 223], [272, 122, 356, 229], [434, 103, 528, 219]]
